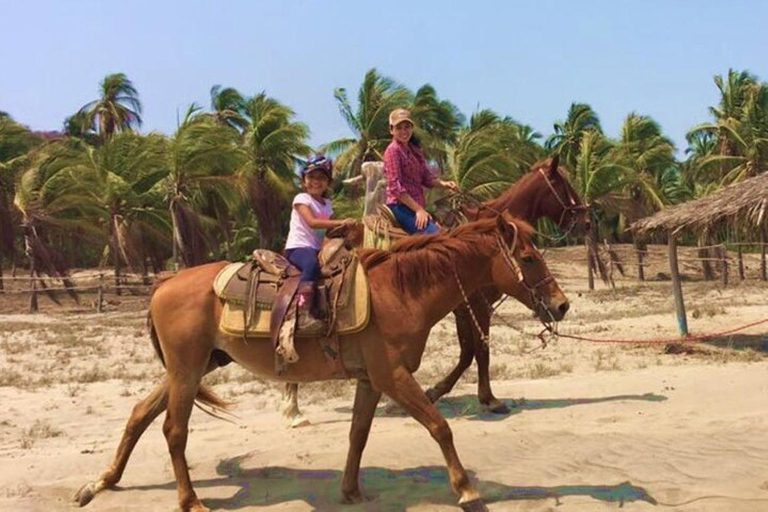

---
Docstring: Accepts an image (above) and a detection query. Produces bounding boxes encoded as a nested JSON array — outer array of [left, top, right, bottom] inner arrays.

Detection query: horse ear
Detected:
[[548, 154, 560, 176], [496, 212, 517, 245]]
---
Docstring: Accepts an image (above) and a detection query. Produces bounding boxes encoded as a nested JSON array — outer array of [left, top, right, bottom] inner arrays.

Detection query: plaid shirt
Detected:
[[383, 140, 437, 207]]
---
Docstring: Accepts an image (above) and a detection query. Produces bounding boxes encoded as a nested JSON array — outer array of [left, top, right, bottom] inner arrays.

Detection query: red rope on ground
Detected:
[[556, 317, 768, 344]]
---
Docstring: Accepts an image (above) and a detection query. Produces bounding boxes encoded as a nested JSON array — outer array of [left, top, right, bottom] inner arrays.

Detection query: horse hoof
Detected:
[[459, 498, 488, 511], [73, 483, 96, 507], [482, 399, 509, 414], [289, 415, 311, 428]]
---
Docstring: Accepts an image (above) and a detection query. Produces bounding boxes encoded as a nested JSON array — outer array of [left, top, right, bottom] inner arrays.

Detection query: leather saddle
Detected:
[[362, 205, 410, 249], [213, 240, 366, 370]]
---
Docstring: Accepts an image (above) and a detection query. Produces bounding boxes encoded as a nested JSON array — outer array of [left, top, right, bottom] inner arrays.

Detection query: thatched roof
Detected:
[[631, 173, 768, 236]]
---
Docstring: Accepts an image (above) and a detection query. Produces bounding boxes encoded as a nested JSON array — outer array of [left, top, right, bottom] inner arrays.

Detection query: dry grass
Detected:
[[20, 419, 63, 449]]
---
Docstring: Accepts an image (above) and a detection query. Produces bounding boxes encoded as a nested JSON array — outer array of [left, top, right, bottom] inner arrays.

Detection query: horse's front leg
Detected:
[[425, 305, 476, 403], [341, 379, 381, 503], [281, 383, 310, 428], [374, 366, 488, 511]]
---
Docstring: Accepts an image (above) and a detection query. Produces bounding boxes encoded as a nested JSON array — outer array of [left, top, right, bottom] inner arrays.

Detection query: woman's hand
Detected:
[[440, 180, 460, 192], [342, 218, 357, 227], [415, 208, 432, 230]]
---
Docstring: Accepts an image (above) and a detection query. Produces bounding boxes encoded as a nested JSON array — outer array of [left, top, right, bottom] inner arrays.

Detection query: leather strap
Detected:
[[269, 276, 301, 349]]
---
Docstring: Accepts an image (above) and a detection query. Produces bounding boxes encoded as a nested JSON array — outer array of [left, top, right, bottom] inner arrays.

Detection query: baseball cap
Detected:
[[389, 108, 414, 127]]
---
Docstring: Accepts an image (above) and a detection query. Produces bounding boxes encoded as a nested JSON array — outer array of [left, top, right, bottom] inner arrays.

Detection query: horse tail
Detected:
[[147, 310, 165, 368]]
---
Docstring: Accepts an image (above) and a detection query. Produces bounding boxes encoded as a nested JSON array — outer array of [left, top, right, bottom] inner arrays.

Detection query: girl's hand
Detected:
[[415, 209, 432, 230], [342, 218, 357, 227], [440, 180, 459, 192]]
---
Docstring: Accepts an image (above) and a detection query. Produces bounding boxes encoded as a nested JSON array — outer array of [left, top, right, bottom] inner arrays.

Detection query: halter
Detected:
[[452, 222, 556, 347]]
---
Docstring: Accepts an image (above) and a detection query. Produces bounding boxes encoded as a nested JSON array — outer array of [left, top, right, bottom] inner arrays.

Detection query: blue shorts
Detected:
[[387, 203, 439, 235]]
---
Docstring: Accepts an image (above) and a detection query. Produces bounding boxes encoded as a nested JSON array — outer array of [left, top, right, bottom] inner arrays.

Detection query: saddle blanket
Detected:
[[213, 261, 370, 338]]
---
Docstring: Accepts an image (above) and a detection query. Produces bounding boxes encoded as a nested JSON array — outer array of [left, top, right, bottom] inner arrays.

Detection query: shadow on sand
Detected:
[[121, 456, 656, 511], [335, 392, 667, 422]]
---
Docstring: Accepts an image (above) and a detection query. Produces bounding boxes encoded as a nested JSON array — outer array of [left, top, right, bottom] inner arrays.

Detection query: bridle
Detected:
[[452, 222, 556, 347], [537, 167, 589, 239]]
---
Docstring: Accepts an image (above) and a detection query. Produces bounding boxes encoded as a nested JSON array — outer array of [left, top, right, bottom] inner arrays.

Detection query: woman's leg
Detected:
[[387, 204, 439, 235]]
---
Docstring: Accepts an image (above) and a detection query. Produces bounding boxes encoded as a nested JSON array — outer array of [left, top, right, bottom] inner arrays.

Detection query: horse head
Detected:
[[490, 212, 569, 322], [534, 155, 590, 237]]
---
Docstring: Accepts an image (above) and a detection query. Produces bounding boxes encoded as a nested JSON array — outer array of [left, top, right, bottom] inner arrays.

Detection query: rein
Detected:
[[452, 225, 556, 348]]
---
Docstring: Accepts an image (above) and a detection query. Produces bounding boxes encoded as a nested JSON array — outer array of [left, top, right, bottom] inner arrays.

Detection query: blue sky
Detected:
[[2, 0, 767, 154]]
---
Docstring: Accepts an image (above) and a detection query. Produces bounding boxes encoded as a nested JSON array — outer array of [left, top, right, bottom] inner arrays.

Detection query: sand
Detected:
[[1, 245, 767, 511]]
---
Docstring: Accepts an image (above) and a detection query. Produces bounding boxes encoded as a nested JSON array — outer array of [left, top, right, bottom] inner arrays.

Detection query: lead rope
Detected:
[[452, 266, 489, 348]]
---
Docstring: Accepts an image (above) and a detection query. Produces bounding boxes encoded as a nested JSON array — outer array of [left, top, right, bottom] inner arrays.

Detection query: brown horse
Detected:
[[425, 156, 588, 413], [283, 156, 587, 424], [74, 214, 568, 512]]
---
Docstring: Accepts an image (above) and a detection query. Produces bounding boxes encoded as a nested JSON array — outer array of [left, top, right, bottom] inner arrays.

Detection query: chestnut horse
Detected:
[[283, 156, 586, 424], [74, 214, 568, 512]]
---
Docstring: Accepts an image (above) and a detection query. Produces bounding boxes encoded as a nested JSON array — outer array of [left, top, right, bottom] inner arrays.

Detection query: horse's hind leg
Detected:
[[164, 372, 210, 512], [375, 367, 486, 510], [425, 306, 476, 403], [341, 379, 381, 503], [74, 379, 170, 507], [281, 383, 310, 428]]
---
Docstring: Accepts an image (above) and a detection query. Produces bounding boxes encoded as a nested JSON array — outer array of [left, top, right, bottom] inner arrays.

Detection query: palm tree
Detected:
[[209, 85, 248, 131], [410, 84, 464, 170], [166, 105, 243, 268], [239, 92, 311, 249], [322, 69, 411, 178], [446, 110, 544, 199], [546, 103, 603, 170], [12, 143, 88, 306], [614, 113, 676, 218], [689, 80, 768, 185], [53, 133, 169, 287], [0, 115, 42, 285], [78, 73, 142, 142]]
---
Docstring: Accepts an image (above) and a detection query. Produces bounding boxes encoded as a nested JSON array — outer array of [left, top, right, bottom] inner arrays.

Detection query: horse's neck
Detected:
[[410, 243, 494, 327], [481, 173, 546, 223]]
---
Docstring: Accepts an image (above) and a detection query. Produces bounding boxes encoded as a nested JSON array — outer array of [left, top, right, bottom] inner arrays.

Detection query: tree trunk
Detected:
[[171, 203, 180, 271]]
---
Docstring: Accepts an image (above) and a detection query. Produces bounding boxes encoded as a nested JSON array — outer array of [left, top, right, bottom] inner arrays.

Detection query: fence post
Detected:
[[97, 273, 104, 313], [720, 244, 728, 287], [761, 229, 767, 281], [668, 236, 688, 336], [585, 239, 594, 291], [737, 244, 745, 281]]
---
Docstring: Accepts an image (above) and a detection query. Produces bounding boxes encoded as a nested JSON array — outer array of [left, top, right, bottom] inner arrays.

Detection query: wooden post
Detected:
[[585, 239, 594, 291], [636, 242, 645, 282], [737, 244, 745, 281], [668, 236, 688, 336], [761, 228, 767, 281], [97, 273, 104, 313], [29, 270, 38, 313], [719, 244, 728, 287]]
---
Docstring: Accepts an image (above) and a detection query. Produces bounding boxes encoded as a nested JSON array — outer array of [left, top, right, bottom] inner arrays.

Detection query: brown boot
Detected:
[[296, 282, 325, 334]]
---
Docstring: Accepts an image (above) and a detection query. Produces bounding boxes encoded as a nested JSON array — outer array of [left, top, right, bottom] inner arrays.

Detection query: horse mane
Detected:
[[483, 157, 572, 214], [359, 217, 534, 296]]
